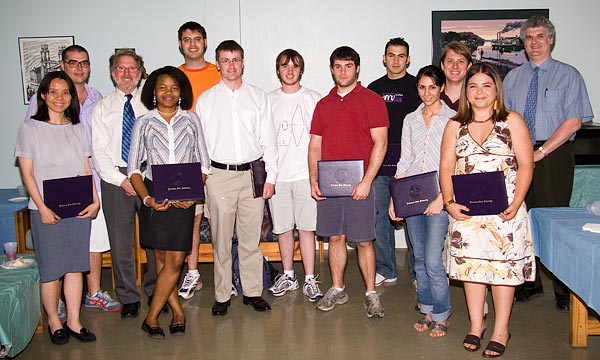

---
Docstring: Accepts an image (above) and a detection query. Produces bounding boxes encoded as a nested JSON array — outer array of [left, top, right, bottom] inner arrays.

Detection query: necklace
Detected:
[[471, 116, 492, 124], [157, 108, 178, 116]]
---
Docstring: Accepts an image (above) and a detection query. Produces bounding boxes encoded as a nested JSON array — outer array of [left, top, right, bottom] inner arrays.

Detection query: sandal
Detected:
[[463, 328, 486, 352], [482, 334, 511, 358], [429, 322, 448, 338], [413, 317, 433, 333]]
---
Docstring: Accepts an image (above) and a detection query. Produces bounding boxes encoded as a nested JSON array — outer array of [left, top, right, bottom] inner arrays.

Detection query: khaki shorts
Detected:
[[90, 192, 110, 252], [268, 179, 316, 234]]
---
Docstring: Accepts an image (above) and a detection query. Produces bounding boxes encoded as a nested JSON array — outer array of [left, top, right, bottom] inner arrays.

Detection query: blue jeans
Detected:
[[405, 212, 451, 322], [373, 175, 397, 279]]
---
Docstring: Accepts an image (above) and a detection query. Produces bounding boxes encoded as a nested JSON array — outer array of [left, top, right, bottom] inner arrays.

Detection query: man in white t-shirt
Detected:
[[266, 49, 323, 302]]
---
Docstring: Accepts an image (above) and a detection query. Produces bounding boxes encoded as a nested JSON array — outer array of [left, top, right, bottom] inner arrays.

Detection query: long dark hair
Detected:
[[32, 71, 80, 124], [453, 62, 509, 126]]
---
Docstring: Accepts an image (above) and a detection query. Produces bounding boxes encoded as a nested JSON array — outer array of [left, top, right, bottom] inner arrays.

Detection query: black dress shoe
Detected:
[[64, 324, 97, 342], [141, 321, 165, 339], [121, 301, 141, 319], [48, 326, 69, 345], [212, 300, 231, 316], [168, 322, 186, 336], [242, 296, 271, 312], [148, 295, 169, 314], [514, 288, 543, 303]]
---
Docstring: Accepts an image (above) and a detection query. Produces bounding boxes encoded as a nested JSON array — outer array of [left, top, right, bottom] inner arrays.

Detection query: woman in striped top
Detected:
[[389, 65, 455, 338]]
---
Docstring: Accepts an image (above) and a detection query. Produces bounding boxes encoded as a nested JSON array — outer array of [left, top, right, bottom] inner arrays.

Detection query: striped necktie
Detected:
[[523, 67, 539, 142], [121, 94, 135, 162]]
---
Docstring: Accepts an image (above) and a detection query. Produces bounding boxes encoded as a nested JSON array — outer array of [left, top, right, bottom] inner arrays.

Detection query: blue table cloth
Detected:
[[0, 254, 40, 357], [529, 207, 600, 314], [0, 188, 28, 246]]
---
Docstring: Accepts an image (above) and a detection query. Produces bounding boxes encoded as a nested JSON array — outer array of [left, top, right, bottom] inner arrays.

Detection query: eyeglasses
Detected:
[[64, 60, 90, 68], [218, 58, 243, 66], [115, 66, 139, 73]]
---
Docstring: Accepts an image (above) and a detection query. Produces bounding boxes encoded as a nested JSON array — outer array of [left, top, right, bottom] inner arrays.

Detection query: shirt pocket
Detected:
[[542, 89, 564, 112]]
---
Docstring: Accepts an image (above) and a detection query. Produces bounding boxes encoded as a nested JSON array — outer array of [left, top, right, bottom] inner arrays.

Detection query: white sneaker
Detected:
[[268, 274, 299, 297], [303, 276, 324, 302], [178, 271, 202, 299], [375, 273, 398, 287]]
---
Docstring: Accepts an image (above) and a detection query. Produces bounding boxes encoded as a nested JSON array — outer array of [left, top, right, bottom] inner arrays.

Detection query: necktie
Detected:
[[523, 67, 539, 142], [122, 94, 135, 162]]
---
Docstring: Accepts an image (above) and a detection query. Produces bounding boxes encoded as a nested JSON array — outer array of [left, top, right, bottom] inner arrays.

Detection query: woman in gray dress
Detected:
[[16, 71, 100, 345]]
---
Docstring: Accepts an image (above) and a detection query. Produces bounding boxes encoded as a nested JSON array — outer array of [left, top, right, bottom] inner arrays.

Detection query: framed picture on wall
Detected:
[[18, 36, 75, 105], [432, 9, 549, 79]]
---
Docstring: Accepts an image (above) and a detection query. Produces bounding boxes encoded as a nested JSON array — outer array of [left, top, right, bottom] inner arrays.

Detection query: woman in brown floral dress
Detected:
[[439, 63, 535, 358]]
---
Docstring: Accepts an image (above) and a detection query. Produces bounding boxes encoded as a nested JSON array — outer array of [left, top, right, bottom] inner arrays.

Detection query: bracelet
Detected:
[[537, 146, 547, 156], [142, 195, 151, 207], [443, 199, 455, 209]]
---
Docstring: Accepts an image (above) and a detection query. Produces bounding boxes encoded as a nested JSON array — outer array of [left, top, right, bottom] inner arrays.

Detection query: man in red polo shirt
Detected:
[[308, 46, 389, 318]]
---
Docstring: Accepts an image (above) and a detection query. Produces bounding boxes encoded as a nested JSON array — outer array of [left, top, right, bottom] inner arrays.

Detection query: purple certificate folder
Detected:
[[152, 163, 204, 202], [389, 171, 439, 218], [378, 144, 401, 176], [317, 160, 364, 198], [451, 171, 509, 216], [250, 159, 267, 198], [43, 175, 93, 218]]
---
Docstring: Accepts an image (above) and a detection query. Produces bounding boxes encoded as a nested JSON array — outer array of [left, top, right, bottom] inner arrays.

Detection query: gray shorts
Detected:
[[316, 188, 375, 242]]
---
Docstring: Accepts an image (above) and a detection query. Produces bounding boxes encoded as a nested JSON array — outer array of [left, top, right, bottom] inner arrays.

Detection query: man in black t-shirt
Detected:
[[367, 37, 420, 288]]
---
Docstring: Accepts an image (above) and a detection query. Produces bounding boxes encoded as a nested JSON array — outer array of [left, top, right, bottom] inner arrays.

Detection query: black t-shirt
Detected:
[[367, 74, 420, 144]]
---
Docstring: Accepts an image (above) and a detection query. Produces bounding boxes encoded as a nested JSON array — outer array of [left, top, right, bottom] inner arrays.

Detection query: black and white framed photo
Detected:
[[18, 36, 75, 105], [432, 9, 549, 79]]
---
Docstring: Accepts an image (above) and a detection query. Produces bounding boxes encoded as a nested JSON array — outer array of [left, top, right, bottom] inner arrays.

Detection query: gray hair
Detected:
[[520, 15, 555, 46]]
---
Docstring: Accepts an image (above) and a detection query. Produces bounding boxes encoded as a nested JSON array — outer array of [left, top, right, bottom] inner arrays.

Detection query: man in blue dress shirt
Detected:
[[504, 15, 594, 310]]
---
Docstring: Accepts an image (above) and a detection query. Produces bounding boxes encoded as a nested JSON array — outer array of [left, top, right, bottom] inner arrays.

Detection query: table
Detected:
[[0, 254, 40, 358], [529, 207, 600, 347], [0, 188, 28, 246]]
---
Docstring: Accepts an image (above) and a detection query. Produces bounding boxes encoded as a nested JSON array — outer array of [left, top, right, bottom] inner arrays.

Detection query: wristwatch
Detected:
[[537, 146, 547, 156], [443, 199, 455, 209]]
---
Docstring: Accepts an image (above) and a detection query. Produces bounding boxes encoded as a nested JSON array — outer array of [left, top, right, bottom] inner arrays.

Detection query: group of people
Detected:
[[15, 15, 593, 358]]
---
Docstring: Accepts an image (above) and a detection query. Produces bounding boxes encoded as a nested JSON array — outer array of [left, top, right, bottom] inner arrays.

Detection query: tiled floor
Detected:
[[14, 249, 600, 359]]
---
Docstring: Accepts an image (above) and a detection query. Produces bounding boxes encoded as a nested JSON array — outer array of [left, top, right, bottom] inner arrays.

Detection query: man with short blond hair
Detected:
[[196, 40, 278, 316]]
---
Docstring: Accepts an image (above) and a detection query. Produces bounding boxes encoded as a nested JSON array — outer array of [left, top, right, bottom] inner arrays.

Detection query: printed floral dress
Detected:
[[446, 121, 536, 285]]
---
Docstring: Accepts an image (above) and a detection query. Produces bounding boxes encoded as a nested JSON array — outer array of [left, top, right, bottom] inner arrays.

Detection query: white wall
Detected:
[[0, 0, 597, 188]]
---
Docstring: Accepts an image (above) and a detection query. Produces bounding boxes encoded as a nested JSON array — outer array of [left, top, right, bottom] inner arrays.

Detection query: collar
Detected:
[[328, 81, 364, 97], [527, 57, 555, 72]]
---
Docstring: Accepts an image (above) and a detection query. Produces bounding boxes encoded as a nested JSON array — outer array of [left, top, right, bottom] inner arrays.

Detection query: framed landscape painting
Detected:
[[432, 9, 549, 78]]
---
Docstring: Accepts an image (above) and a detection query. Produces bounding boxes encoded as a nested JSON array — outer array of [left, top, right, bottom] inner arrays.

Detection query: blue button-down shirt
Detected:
[[503, 58, 594, 141]]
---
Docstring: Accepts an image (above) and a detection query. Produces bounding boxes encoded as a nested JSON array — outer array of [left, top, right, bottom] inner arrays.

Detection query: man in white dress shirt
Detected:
[[92, 50, 157, 319], [196, 40, 278, 316]]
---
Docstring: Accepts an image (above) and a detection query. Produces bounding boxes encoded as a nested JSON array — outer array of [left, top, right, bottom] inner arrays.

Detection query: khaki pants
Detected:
[[206, 168, 264, 302]]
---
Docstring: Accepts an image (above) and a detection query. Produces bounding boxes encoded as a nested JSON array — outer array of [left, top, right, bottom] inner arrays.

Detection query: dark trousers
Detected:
[[523, 141, 574, 299], [101, 174, 156, 304]]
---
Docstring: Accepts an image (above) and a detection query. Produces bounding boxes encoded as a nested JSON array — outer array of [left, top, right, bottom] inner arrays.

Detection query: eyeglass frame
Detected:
[[64, 60, 90, 68]]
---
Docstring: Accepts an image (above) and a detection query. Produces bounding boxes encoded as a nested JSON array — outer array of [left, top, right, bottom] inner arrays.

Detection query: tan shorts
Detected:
[[268, 179, 316, 234]]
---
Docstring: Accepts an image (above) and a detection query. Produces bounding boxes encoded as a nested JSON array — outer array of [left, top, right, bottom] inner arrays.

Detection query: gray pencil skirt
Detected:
[[30, 210, 91, 282]]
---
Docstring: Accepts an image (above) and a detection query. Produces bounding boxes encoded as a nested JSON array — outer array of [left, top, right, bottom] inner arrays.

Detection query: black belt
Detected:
[[211, 160, 251, 171]]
